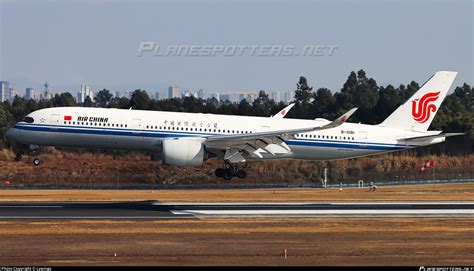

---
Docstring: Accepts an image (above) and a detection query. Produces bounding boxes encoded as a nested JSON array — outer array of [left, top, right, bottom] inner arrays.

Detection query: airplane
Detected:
[[6, 71, 463, 180]]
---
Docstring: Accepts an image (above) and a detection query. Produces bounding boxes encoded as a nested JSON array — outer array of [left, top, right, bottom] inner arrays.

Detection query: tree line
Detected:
[[0, 69, 472, 153]]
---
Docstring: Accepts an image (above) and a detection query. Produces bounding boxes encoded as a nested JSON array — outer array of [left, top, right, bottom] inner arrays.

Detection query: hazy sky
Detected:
[[1, 0, 472, 97]]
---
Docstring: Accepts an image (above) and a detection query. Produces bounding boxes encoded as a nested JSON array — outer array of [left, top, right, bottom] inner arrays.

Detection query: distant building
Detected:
[[220, 92, 257, 103], [0, 81, 10, 102], [155, 92, 161, 100], [197, 89, 205, 99], [77, 84, 94, 103], [284, 90, 294, 104], [115, 91, 121, 98], [182, 89, 191, 98], [211, 93, 220, 101], [220, 94, 230, 102], [168, 86, 180, 99], [8, 87, 16, 101], [271, 91, 281, 103], [41, 82, 53, 100], [239, 92, 258, 103], [123, 91, 131, 99], [25, 88, 36, 100]]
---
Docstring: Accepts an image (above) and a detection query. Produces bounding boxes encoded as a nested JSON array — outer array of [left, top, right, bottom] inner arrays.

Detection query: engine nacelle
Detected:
[[161, 138, 205, 167]]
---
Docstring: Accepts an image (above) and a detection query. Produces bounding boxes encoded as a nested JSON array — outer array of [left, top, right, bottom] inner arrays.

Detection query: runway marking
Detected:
[[154, 201, 474, 206], [171, 209, 474, 215]]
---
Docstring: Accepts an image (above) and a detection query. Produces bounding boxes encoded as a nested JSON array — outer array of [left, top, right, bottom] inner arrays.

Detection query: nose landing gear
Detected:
[[214, 162, 247, 180]]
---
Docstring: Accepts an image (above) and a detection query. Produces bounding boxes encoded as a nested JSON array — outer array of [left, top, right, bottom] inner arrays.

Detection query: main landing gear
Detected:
[[13, 145, 42, 166], [214, 162, 247, 180]]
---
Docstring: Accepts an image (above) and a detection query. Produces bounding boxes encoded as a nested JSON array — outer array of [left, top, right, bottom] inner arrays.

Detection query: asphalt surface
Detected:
[[1, 201, 474, 219]]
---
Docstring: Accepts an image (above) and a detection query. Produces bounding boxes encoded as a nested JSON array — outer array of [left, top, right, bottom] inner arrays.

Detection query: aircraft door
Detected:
[[50, 114, 60, 130], [359, 131, 368, 148], [132, 118, 142, 134]]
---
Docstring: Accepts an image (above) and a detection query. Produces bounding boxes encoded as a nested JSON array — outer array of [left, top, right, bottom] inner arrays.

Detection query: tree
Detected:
[[374, 84, 401, 123], [294, 76, 313, 104], [336, 69, 379, 123], [251, 90, 273, 116], [52, 92, 76, 107], [10, 96, 26, 121], [312, 87, 336, 119], [129, 89, 151, 110], [83, 96, 94, 107], [95, 89, 113, 108], [293, 76, 314, 119]]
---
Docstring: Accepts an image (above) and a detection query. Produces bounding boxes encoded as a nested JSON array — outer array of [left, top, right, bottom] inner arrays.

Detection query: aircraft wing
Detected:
[[271, 103, 295, 118], [204, 108, 357, 163]]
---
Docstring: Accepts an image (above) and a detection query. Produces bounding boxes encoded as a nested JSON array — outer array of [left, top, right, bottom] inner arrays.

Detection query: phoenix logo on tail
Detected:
[[411, 91, 440, 123]]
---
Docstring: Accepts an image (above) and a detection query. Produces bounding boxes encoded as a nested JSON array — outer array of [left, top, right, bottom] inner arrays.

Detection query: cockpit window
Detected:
[[23, 117, 34, 123]]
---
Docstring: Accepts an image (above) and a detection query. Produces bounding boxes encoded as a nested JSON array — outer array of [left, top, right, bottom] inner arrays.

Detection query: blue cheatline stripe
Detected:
[[18, 123, 409, 147], [13, 123, 407, 151], [286, 139, 403, 151]]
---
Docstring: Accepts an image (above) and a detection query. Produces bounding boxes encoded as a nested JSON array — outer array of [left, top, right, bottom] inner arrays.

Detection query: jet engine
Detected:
[[161, 138, 205, 166]]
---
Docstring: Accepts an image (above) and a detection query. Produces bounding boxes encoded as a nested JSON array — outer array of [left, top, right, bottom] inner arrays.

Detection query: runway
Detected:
[[1, 201, 474, 219]]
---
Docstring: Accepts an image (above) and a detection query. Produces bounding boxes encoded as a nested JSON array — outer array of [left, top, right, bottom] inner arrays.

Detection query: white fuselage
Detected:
[[7, 107, 444, 161]]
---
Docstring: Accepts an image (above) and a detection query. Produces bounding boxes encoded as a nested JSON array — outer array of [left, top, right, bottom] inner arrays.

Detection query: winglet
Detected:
[[322, 108, 358, 129], [271, 103, 295, 118]]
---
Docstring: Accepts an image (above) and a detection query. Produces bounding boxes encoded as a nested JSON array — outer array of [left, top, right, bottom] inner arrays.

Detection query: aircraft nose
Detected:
[[6, 127, 19, 141]]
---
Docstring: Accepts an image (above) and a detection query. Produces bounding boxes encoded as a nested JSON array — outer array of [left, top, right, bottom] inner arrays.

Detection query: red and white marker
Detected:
[[418, 160, 435, 174]]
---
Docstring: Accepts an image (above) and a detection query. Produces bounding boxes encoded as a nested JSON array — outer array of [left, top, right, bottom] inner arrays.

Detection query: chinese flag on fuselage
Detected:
[[64, 116, 72, 121]]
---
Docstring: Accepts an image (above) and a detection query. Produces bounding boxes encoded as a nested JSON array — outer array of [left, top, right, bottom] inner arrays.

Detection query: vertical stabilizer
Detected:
[[379, 71, 457, 131]]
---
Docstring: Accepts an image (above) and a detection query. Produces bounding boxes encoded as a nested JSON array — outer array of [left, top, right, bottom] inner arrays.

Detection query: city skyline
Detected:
[[0, 80, 293, 104]]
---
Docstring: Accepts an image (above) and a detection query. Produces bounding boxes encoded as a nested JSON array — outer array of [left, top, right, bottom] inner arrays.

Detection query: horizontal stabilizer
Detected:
[[400, 133, 465, 141]]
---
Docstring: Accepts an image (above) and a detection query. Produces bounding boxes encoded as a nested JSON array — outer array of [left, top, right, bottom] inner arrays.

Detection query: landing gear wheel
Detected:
[[33, 158, 41, 166], [236, 169, 247, 179], [14, 153, 22, 162], [215, 168, 225, 178], [223, 169, 233, 180]]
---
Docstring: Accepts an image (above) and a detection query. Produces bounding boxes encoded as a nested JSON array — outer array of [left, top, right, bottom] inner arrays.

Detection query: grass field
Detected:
[[0, 218, 473, 266], [1, 183, 474, 202]]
